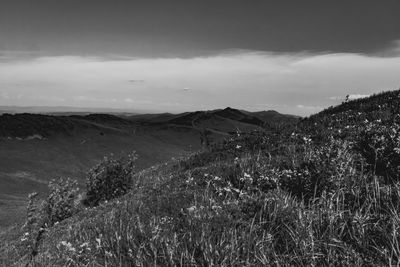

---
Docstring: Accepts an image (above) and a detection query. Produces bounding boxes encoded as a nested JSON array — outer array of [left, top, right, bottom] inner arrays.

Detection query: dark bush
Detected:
[[84, 152, 137, 206], [43, 177, 80, 225], [356, 119, 400, 182], [21, 178, 79, 265]]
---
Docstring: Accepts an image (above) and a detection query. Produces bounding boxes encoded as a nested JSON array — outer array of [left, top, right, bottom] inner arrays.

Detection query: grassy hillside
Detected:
[[0, 109, 293, 228], [0, 114, 203, 228], [2, 92, 399, 266]]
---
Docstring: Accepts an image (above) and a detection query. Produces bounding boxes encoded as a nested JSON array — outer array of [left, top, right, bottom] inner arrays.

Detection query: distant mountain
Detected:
[[248, 110, 300, 124], [0, 105, 142, 115], [0, 107, 297, 140], [168, 111, 210, 126], [0, 113, 90, 138], [213, 107, 265, 126], [127, 113, 180, 124], [163, 107, 297, 133], [126, 108, 299, 136], [166, 107, 262, 127]]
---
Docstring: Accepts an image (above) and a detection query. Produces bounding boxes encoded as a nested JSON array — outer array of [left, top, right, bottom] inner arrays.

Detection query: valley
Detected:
[[0, 108, 296, 227]]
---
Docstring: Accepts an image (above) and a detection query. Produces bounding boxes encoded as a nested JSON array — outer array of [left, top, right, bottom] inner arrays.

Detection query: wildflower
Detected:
[[265, 233, 273, 243], [212, 205, 222, 213], [95, 238, 101, 249], [187, 206, 196, 213], [185, 176, 194, 184], [80, 242, 89, 248], [21, 233, 29, 242], [160, 216, 172, 224], [231, 187, 240, 193], [60, 241, 76, 252], [213, 176, 221, 181]]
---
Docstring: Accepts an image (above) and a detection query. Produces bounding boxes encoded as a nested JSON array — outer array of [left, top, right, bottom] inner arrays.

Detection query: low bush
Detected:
[[44, 177, 80, 226], [84, 152, 137, 206], [21, 177, 79, 266]]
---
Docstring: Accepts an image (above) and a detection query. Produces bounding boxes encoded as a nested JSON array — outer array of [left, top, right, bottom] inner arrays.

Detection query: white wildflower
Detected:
[[187, 206, 196, 213], [95, 238, 101, 249], [213, 176, 221, 181], [60, 241, 76, 252]]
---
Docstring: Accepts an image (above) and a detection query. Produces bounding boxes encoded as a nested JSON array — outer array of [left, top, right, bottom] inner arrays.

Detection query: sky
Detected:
[[1, 0, 400, 116]]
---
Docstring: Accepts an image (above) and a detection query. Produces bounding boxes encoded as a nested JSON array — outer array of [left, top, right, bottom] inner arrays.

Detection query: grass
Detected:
[[0, 125, 201, 229], [3, 135, 400, 266]]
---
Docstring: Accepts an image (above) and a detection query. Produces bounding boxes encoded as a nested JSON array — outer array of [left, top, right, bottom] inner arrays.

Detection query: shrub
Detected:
[[43, 177, 80, 226], [84, 152, 137, 206], [23, 178, 80, 233], [357, 119, 400, 182], [21, 178, 79, 265]]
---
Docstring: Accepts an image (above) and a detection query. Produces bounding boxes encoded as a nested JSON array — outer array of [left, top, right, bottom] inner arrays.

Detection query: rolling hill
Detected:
[[0, 108, 296, 228], [0, 114, 201, 228], [131, 107, 299, 132]]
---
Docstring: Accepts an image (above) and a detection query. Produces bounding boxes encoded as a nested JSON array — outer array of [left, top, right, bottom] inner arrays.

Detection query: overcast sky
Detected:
[[1, 0, 400, 115]]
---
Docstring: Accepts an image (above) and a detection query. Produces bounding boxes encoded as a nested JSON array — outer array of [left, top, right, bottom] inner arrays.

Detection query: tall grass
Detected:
[[10, 134, 398, 266]]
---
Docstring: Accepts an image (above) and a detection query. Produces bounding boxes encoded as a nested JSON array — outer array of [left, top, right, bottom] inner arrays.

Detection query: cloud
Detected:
[[328, 94, 370, 101], [347, 94, 370, 100], [375, 40, 400, 57], [33, 95, 66, 102], [297, 104, 323, 110], [0, 48, 400, 115], [0, 92, 10, 99]]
